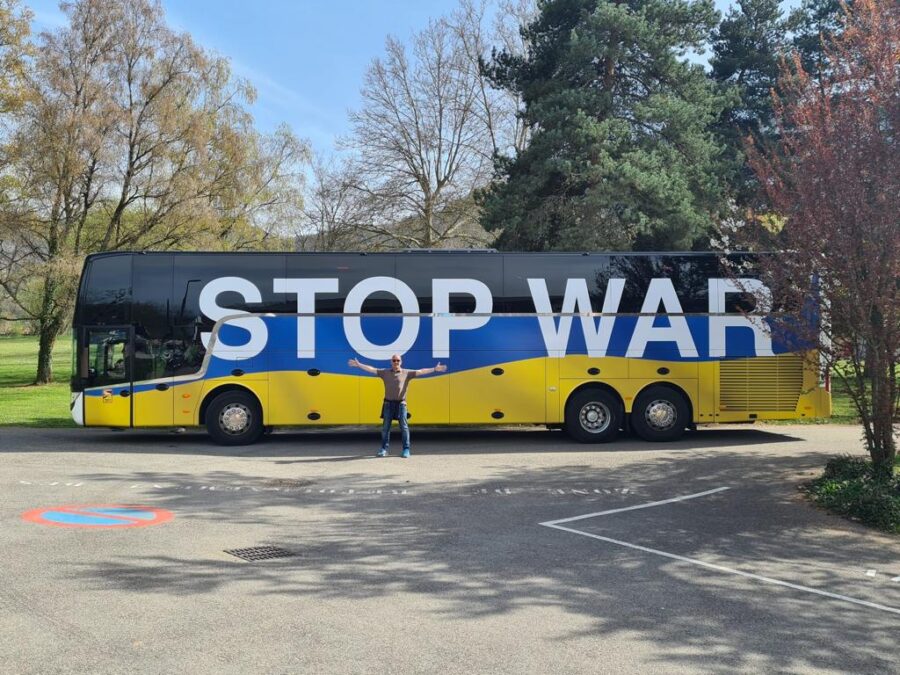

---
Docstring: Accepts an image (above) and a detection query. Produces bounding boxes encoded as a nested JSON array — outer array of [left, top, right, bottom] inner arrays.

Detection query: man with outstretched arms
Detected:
[[348, 354, 447, 458]]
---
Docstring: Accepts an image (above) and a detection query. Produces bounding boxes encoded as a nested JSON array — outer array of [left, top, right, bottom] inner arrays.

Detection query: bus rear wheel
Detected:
[[564, 389, 622, 443], [630, 386, 689, 442], [206, 391, 264, 446]]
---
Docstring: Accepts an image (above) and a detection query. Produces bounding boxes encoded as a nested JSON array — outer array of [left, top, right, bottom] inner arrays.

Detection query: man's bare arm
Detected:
[[415, 362, 447, 376], [348, 358, 379, 375]]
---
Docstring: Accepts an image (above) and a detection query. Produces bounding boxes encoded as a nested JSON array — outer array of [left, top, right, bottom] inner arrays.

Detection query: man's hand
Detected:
[[416, 362, 448, 376], [348, 358, 378, 374]]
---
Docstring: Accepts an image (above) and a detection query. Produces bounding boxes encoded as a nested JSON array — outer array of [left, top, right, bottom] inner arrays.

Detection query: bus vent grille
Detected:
[[719, 355, 803, 412]]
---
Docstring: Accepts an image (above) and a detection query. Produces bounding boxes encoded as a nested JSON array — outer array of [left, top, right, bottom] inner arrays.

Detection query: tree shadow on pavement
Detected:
[[63, 446, 899, 673]]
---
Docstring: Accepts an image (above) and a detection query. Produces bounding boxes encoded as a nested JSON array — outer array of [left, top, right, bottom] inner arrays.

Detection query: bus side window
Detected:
[[167, 323, 206, 376], [86, 328, 130, 386]]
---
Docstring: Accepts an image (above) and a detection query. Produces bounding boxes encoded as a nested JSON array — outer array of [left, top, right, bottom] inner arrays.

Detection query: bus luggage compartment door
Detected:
[[450, 352, 546, 424]]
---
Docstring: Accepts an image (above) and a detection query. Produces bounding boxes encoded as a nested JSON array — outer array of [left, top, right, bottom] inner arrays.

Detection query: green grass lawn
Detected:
[[0, 334, 75, 427], [0, 333, 862, 428]]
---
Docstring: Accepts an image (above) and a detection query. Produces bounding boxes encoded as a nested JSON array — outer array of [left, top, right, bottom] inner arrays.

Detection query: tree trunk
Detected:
[[866, 343, 897, 480], [34, 269, 62, 385], [35, 322, 58, 385]]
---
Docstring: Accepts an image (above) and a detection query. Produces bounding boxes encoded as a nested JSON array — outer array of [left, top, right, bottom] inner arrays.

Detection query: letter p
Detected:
[[432, 279, 492, 358]]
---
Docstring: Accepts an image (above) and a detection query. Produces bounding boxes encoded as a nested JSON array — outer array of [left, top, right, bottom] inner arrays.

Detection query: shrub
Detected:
[[806, 457, 900, 534], [822, 455, 873, 481]]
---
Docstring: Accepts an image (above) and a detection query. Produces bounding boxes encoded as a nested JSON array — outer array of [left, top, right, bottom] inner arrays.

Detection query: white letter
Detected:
[[708, 278, 774, 357], [627, 279, 697, 357], [432, 279, 492, 358], [274, 278, 339, 358], [199, 277, 267, 361], [528, 278, 625, 357], [344, 276, 420, 359]]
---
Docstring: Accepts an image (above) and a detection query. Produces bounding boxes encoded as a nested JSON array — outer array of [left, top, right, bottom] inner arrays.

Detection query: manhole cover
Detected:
[[224, 546, 296, 562]]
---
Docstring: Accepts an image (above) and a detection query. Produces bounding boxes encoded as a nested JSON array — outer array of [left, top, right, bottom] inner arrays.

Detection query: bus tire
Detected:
[[205, 390, 264, 446], [564, 389, 622, 443], [630, 386, 689, 442]]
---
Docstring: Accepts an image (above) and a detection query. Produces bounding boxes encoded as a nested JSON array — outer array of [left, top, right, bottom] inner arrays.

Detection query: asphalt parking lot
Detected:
[[1, 424, 898, 674]]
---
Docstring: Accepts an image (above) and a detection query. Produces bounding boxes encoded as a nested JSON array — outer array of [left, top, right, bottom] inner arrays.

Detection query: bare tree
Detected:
[[449, 0, 534, 158], [299, 155, 376, 251], [0, 0, 307, 382], [347, 18, 495, 248], [742, 0, 899, 475]]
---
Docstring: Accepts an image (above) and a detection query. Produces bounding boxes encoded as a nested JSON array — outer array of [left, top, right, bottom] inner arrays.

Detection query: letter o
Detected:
[[343, 277, 420, 359]]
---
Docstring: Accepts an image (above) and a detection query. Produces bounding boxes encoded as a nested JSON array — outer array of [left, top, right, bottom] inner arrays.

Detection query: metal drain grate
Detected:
[[224, 546, 296, 562]]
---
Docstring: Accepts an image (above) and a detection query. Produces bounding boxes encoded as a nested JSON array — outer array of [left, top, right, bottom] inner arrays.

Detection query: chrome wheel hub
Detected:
[[645, 400, 677, 430], [579, 402, 611, 434], [220, 403, 251, 434]]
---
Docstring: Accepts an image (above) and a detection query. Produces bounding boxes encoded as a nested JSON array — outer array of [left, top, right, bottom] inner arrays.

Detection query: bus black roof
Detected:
[[83, 249, 743, 262]]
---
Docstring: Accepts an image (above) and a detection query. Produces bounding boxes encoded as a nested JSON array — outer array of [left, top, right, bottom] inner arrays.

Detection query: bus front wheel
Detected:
[[564, 389, 622, 443], [630, 386, 689, 442], [205, 390, 264, 446]]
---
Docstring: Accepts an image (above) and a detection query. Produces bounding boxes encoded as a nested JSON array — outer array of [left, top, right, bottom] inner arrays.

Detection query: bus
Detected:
[[69, 250, 831, 445]]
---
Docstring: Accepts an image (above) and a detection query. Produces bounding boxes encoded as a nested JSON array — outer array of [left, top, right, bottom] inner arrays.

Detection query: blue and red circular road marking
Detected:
[[22, 505, 173, 529]]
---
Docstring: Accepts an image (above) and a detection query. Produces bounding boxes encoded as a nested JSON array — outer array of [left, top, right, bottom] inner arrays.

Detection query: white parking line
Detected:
[[540, 488, 900, 617], [541, 487, 731, 525]]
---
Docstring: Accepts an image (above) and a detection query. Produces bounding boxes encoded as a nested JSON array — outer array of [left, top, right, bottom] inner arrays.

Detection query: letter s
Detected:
[[199, 277, 268, 361]]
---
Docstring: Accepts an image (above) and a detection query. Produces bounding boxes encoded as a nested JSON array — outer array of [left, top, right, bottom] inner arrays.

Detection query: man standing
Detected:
[[348, 354, 447, 458]]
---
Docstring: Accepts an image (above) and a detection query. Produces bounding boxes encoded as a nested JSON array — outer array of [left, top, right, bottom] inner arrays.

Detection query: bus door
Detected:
[[82, 326, 133, 427], [130, 331, 174, 427]]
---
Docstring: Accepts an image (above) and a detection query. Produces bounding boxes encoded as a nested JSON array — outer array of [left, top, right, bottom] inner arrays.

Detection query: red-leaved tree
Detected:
[[744, 0, 898, 475]]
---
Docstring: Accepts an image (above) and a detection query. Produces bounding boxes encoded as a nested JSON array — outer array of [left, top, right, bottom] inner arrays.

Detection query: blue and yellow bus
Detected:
[[69, 250, 831, 445]]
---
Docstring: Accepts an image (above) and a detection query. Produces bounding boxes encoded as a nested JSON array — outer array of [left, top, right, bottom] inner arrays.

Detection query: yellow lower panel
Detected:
[[156, 354, 830, 429], [84, 388, 131, 427], [359, 374, 449, 425], [173, 379, 206, 427], [450, 356, 546, 424], [132, 384, 173, 427], [559, 355, 629, 379], [270, 371, 360, 425]]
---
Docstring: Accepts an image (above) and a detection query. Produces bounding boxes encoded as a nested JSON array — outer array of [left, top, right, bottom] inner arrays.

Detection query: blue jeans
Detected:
[[380, 400, 410, 452]]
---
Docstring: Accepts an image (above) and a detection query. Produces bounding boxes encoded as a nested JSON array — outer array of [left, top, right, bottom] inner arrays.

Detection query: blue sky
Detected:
[[27, 0, 751, 154]]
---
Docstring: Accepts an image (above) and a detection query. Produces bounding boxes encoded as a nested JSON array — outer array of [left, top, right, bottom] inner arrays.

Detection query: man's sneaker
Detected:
[[376, 449, 388, 458], [400, 449, 410, 459]]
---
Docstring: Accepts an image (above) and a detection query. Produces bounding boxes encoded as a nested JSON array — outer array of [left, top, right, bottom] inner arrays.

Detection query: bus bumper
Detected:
[[813, 387, 833, 418], [70, 392, 84, 426]]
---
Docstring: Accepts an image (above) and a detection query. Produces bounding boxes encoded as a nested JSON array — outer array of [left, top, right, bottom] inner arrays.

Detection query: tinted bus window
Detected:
[[285, 254, 399, 313], [396, 254, 502, 313], [609, 255, 716, 313], [81, 255, 132, 325], [133, 255, 173, 381], [502, 254, 611, 313], [174, 254, 289, 322], [172, 254, 287, 375]]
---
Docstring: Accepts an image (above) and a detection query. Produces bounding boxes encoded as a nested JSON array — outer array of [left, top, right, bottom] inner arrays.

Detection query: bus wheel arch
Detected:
[[563, 383, 625, 444], [630, 383, 692, 442], [200, 385, 265, 446]]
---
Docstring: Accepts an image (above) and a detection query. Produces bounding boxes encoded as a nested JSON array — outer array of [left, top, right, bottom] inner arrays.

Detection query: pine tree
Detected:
[[479, 0, 730, 251], [787, 0, 847, 77], [710, 0, 787, 206]]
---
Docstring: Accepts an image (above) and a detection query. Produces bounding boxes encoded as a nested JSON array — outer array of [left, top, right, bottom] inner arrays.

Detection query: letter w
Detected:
[[527, 278, 625, 357]]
